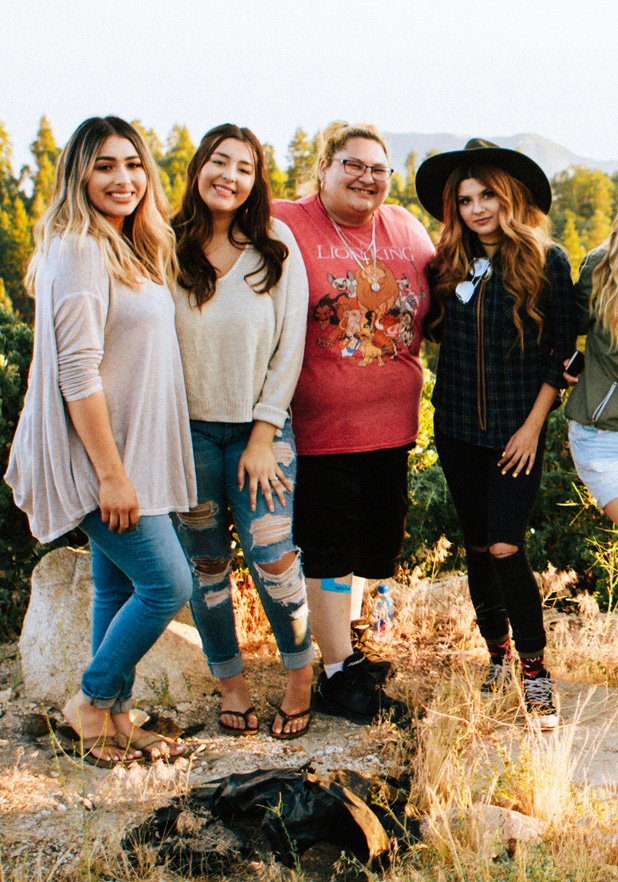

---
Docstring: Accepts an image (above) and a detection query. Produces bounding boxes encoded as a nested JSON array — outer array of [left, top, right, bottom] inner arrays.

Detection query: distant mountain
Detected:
[[383, 132, 618, 180]]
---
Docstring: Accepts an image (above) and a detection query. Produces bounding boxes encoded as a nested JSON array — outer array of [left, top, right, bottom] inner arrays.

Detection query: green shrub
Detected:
[[0, 306, 39, 638], [0, 306, 84, 640]]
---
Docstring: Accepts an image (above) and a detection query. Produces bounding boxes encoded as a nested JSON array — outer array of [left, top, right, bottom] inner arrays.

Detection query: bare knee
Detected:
[[489, 543, 518, 558], [258, 549, 297, 577], [193, 556, 231, 588], [177, 499, 219, 530]]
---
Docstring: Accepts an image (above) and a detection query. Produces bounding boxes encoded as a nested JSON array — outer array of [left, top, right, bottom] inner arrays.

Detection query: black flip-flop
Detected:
[[218, 705, 259, 737], [269, 706, 312, 741]]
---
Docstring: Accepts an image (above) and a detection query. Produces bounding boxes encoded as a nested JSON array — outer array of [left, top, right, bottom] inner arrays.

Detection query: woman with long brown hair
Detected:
[[417, 139, 576, 729], [172, 124, 314, 739]]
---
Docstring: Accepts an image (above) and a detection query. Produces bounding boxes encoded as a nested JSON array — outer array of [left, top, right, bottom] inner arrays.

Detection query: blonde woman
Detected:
[[566, 215, 618, 526], [417, 139, 576, 729], [5, 117, 196, 766]]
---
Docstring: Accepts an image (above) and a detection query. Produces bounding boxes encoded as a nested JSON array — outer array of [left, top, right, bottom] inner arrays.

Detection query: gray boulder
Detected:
[[19, 547, 212, 707]]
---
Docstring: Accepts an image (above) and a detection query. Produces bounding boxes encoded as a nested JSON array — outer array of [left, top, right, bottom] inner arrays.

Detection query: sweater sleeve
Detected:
[[252, 221, 309, 428], [52, 237, 109, 402], [540, 245, 577, 390]]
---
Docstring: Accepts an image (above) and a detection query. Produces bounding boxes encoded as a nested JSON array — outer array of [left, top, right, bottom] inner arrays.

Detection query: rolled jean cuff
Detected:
[[208, 653, 245, 680], [111, 698, 133, 714], [82, 689, 118, 710], [280, 644, 315, 671]]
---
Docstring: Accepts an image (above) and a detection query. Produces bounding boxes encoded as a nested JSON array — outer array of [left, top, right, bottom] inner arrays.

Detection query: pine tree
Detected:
[[561, 212, 586, 274], [0, 197, 33, 319], [29, 116, 60, 220], [263, 144, 286, 199], [285, 128, 315, 199]]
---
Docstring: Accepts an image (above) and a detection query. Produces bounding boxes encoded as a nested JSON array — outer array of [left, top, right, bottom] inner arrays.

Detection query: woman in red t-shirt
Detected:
[[273, 121, 434, 724]]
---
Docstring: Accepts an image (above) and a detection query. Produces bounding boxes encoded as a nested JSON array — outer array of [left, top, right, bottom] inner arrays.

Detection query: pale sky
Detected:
[[2, 0, 617, 173]]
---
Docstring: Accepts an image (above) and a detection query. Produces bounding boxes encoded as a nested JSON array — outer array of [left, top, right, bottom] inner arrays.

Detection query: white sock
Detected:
[[324, 662, 344, 678]]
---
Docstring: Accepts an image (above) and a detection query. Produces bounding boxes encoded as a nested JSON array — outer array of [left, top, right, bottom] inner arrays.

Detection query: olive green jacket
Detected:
[[565, 246, 618, 430]]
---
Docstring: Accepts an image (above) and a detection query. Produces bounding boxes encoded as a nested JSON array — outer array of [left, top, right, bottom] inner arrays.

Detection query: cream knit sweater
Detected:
[[173, 218, 308, 429]]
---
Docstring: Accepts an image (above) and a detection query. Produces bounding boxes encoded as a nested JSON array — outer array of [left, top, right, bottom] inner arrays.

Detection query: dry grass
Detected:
[[5, 550, 618, 880]]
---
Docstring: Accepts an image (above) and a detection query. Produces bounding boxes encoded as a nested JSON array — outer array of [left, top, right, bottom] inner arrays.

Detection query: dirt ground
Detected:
[[4, 574, 618, 879]]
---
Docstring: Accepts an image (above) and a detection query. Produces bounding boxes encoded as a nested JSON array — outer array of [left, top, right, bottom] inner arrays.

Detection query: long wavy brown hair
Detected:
[[173, 124, 288, 308], [590, 213, 618, 348], [430, 164, 552, 346]]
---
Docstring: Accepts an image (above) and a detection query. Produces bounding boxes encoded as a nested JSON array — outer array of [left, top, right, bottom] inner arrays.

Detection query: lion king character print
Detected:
[[311, 261, 425, 363]]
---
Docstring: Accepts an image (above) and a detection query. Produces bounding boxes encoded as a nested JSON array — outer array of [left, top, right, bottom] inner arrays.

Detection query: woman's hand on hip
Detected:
[[237, 422, 293, 512], [498, 424, 541, 478], [99, 473, 140, 532]]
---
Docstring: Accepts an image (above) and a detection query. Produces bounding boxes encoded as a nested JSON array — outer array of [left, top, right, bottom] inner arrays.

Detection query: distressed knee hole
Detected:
[[490, 543, 518, 558], [178, 499, 220, 529], [254, 552, 306, 605], [272, 441, 295, 467], [250, 513, 292, 546], [193, 556, 231, 589]]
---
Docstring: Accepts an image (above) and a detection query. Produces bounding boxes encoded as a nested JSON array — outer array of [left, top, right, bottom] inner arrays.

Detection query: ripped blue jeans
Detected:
[[174, 419, 314, 679]]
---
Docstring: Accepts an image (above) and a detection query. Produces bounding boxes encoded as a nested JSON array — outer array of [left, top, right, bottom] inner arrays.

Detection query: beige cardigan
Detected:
[[5, 235, 196, 543]]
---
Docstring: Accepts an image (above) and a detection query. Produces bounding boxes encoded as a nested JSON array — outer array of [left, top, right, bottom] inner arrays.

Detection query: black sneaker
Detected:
[[350, 619, 393, 682], [522, 669, 559, 730], [313, 652, 403, 724], [480, 660, 513, 695]]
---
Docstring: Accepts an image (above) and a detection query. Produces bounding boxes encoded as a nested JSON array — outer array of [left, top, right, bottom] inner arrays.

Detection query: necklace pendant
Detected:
[[371, 281, 380, 292]]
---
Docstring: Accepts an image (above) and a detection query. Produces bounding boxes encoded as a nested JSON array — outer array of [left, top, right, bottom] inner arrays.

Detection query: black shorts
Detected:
[[293, 445, 411, 579]]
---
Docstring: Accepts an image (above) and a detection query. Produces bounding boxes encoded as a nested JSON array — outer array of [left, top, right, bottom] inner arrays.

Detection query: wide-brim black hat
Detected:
[[415, 138, 552, 221]]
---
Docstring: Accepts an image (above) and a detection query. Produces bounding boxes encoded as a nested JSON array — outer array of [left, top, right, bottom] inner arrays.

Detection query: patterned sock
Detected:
[[520, 654, 544, 679], [486, 636, 512, 666]]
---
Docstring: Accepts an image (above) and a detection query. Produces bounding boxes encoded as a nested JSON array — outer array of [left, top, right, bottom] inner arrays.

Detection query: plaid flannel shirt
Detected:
[[432, 245, 576, 449]]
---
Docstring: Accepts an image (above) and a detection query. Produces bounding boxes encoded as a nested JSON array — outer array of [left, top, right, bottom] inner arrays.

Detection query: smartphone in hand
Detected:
[[565, 350, 585, 377]]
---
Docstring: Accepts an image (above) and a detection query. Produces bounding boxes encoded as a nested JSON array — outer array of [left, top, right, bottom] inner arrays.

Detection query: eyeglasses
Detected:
[[333, 158, 394, 181]]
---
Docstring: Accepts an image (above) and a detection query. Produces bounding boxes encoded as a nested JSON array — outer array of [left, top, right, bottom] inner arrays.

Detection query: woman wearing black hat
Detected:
[[416, 139, 576, 729]]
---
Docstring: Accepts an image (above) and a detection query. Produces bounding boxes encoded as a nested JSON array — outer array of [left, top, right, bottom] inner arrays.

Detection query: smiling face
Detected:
[[197, 137, 256, 221], [86, 135, 147, 230], [456, 177, 502, 242], [320, 137, 390, 226]]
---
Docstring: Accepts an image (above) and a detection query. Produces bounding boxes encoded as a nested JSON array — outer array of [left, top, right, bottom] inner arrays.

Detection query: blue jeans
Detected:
[[79, 511, 193, 711], [174, 420, 314, 679]]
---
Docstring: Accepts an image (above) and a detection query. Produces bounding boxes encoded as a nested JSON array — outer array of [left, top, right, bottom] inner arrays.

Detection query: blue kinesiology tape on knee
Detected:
[[321, 577, 351, 594]]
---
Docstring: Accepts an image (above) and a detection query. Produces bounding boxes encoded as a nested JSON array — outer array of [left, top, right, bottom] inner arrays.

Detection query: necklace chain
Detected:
[[328, 215, 381, 291]]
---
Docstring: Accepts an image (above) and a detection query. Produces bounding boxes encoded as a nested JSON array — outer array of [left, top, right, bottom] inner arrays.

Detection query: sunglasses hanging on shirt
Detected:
[[455, 258, 492, 303]]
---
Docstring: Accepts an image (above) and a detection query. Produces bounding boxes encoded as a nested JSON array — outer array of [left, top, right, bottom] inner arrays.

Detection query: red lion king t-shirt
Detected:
[[273, 195, 434, 454]]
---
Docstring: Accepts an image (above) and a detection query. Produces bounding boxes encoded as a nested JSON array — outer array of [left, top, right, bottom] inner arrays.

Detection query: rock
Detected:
[[0, 688, 12, 704], [423, 803, 546, 847], [21, 713, 50, 737], [19, 548, 213, 707]]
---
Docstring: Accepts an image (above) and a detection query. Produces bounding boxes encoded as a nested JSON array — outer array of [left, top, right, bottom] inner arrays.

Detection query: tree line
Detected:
[[1, 117, 617, 322]]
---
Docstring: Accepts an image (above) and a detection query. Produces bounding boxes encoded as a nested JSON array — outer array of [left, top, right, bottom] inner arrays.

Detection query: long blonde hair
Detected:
[[430, 164, 552, 346], [299, 121, 389, 196], [26, 116, 175, 296], [590, 214, 618, 348]]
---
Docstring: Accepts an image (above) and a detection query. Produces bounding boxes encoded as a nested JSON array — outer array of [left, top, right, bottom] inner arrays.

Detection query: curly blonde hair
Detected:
[[26, 116, 175, 297], [429, 164, 552, 346]]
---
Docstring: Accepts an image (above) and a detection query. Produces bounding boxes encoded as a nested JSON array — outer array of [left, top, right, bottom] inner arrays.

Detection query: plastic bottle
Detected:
[[371, 583, 394, 641]]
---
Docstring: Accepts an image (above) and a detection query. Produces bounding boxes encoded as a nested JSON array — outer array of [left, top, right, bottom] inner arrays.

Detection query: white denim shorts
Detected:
[[568, 420, 618, 509]]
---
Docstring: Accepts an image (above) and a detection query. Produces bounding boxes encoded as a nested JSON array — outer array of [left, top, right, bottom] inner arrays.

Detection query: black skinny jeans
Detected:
[[434, 423, 547, 656]]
